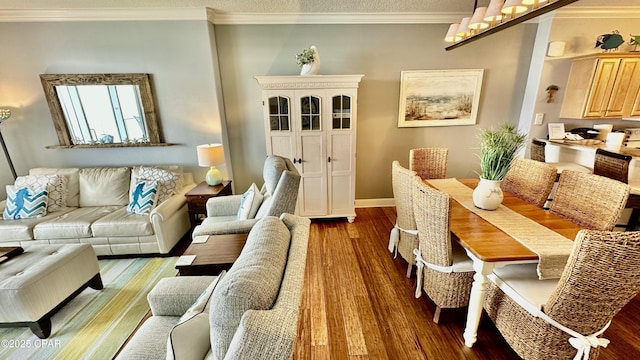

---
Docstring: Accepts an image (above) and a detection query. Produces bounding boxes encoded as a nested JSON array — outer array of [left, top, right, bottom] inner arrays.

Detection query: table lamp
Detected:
[[197, 143, 224, 186]]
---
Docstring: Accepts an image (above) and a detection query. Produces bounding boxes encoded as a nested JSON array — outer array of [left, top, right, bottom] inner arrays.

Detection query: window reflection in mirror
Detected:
[[40, 73, 162, 148], [55, 84, 148, 145]]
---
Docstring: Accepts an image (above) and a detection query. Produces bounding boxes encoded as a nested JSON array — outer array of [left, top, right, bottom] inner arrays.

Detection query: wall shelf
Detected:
[[45, 143, 175, 149]]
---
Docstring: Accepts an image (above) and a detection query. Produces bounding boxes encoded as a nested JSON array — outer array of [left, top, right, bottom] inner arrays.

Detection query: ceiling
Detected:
[[0, 0, 636, 13]]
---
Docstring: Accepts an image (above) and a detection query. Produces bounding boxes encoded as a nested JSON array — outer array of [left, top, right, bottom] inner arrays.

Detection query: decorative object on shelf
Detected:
[[398, 69, 484, 127], [444, 0, 579, 51], [473, 124, 526, 210], [595, 30, 625, 52], [629, 34, 640, 52], [0, 108, 16, 180], [296, 46, 320, 76], [547, 40, 566, 57], [197, 143, 225, 186], [546, 84, 559, 103]]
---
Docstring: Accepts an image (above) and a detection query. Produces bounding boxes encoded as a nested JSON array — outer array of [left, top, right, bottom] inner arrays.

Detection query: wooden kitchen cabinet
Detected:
[[255, 75, 363, 222], [560, 53, 640, 119]]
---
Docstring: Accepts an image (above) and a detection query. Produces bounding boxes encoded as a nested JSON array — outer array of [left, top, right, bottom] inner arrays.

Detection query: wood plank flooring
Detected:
[[294, 207, 640, 359]]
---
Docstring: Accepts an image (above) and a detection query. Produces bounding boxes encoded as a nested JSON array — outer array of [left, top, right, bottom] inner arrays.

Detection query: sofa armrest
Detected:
[[150, 183, 197, 222], [205, 195, 243, 217], [192, 218, 259, 237], [147, 276, 217, 316], [224, 309, 298, 360]]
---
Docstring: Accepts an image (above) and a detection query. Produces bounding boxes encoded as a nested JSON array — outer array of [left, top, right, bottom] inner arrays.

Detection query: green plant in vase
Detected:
[[295, 46, 320, 75], [474, 124, 526, 210]]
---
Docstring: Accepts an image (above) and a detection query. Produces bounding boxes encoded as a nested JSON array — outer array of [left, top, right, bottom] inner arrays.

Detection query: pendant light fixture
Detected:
[[444, 0, 579, 50]]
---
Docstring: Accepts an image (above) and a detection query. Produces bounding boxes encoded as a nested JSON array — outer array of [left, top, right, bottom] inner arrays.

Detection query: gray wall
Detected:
[[214, 23, 536, 199], [0, 20, 229, 198]]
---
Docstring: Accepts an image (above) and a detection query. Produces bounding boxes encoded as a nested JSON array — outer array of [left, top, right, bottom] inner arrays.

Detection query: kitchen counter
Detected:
[[543, 139, 640, 158]]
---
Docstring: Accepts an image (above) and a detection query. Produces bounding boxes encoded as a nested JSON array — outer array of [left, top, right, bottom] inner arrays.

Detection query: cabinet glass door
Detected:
[[300, 96, 321, 131], [332, 95, 351, 129], [268, 96, 290, 131]]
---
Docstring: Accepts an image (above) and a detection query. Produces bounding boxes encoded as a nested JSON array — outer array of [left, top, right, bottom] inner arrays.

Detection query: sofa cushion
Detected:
[[0, 208, 74, 242], [79, 167, 131, 207], [3, 184, 49, 220], [138, 166, 184, 204], [15, 174, 68, 212], [33, 206, 121, 239], [29, 168, 80, 207], [167, 272, 226, 360], [209, 216, 291, 359], [127, 179, 158, 215], [91, 207, 155, 237]]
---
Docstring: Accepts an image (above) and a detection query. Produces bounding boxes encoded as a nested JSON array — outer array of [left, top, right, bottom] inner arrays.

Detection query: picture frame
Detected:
[[397, 69, 484, 127]]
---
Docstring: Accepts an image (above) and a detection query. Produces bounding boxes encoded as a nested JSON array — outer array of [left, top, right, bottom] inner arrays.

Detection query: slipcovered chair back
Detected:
[[255, 155, 301, 219]]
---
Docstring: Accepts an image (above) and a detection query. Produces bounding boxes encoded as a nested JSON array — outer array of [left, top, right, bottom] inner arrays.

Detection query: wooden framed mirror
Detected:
[[40, 73, 166, 148]]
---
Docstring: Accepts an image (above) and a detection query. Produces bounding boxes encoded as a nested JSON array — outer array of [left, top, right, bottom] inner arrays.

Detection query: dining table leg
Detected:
[[463, 255, 495, 348]]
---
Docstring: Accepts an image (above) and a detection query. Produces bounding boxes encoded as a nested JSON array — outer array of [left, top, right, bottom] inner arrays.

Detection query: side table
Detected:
[[175, 233, 248, 276], [185, 180, 232, 229]]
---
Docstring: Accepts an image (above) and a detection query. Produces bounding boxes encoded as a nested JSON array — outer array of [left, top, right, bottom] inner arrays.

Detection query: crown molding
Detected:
[[554, 6, 640, 18], [0, 6, 637, 24], [0, 8, 207, 22]]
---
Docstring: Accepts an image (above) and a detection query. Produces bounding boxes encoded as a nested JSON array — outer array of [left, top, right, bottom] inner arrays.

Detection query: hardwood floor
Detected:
[[294, 207, 640, 359]]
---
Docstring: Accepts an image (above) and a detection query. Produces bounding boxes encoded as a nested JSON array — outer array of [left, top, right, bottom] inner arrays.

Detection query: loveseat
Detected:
[[117, 213, 310, 360], [0, 166, 196, 255]]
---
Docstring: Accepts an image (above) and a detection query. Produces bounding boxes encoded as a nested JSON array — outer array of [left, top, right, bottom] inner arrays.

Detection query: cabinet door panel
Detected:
[[584, 59, 619, 118], [331, 174, 353, 214], [606, 58, 640, 117], [299, 176, 327, 216]]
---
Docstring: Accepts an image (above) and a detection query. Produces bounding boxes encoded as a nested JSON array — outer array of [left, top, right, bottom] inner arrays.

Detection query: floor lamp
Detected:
[[0, 109, 17, 180]]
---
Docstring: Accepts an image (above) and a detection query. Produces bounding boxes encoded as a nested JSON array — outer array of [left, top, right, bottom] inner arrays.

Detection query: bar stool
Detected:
[[593, 148, 640, 230]]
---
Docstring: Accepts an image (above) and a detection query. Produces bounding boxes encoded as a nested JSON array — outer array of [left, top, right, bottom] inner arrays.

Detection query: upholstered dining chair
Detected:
[[409, 147, 448, 180], [593, 148, 640, 230], [411, 175, 474, 323], [530, 139, 592, 180], [484, 230, 640, 360], [389, 161, 418, 278], [503, 157, 557, 208], [549, 170, 629, 231]]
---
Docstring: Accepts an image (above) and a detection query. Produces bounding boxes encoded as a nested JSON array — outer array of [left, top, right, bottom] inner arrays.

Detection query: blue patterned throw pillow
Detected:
[[127, 179, 158, 215], [3, 184, 49, 220]]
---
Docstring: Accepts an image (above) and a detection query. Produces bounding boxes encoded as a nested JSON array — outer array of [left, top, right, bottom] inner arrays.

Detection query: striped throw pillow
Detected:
[[3, 184, 49, 220], [127, 179, 158, 215]]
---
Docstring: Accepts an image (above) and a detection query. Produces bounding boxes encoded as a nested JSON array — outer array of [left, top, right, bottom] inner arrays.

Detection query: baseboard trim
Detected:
[[355, 198, 395, 208]]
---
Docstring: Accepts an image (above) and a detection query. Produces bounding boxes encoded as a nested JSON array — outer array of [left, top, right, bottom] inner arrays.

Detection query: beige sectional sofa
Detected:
[[0, 166, 196, 255], [116, 213, 310, 360]]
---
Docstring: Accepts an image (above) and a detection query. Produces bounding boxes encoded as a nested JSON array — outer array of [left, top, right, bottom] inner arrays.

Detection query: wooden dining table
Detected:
[[432, 178, 582, 348]]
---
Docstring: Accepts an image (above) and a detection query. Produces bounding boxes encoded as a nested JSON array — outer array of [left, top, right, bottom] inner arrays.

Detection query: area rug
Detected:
[[0, 256, 178, 360]]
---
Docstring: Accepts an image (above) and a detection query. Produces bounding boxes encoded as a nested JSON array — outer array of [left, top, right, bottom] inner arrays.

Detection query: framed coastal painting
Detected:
[[397, 69, 484, 127]]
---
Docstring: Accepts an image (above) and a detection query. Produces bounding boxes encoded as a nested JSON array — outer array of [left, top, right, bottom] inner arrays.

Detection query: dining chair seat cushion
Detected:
[[554, 162, 592, 174], [489, 263, 558, 316], [451, 241, 474, 273]]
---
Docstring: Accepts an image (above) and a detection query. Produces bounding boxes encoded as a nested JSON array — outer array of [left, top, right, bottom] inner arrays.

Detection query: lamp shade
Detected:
[[484, 0, 505, 22], [502, 0, 528, 15], [444, 23, 462, 42], [456, 17, 472, 37], [197, 143, 224, 166], [468, 7, 489, 30]]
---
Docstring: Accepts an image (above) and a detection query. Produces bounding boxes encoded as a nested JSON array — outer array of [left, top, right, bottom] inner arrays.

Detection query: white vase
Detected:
[[472, 178, 504, 210], [300, 46, 320, 76]]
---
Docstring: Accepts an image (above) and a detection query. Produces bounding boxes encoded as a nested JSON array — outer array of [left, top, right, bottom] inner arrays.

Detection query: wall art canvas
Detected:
[[398, 69, 484, 127]]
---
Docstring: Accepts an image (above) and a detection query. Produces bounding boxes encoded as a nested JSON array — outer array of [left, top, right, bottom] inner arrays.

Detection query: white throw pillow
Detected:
[[127, 179, 158, 215], [166, 272, 226, 360], [139, 166, 184, 204], [237, 183, 263, 220], [15, 174, 68, 212], [3, 184, 49, 220]]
